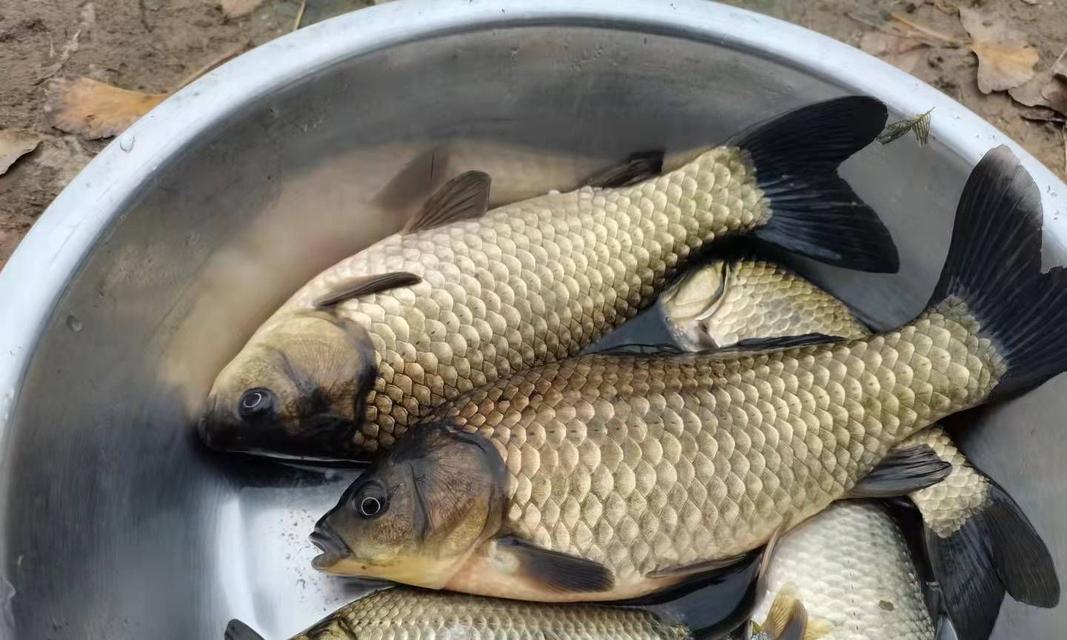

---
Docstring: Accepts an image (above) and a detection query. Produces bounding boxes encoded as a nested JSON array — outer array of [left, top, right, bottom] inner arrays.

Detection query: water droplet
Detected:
[[66, 314, 82, 333], [119, 133, 135, 152]]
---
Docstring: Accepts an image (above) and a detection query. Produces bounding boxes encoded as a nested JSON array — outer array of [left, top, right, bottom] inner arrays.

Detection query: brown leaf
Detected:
[[860, 32, 928, 73], [1043, 77, 1067, 116], [1011, 48, 1067, 112], [44, 78, 167, 140], [0, 130, 41, 176], [220, 0, 265, 18], [959, 8, 1039, 93]]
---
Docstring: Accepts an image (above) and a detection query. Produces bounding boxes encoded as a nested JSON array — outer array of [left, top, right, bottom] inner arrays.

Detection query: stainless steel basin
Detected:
[[1, 1, 1064, 637]]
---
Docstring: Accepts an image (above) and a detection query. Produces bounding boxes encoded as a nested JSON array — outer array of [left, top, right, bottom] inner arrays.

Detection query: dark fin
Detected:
[[583, 150, 665, 188], [647, 551, 753, 580], [402, 170, 491, 234], [224, 620, 266, 640], [615, 548, 767, 640], [590, 341, 686, 356], [847, 445, 952, 498], [374, 146, 450, 211], [925, 478, 1059, 640], [728, 333, 844, 352], [735, 96, 898, 274], [497, 536, 614, 593], [925, 145, 1067, 399], [313, 272, 422, 308], [925, 516, 1005, 640], [761, 591, 809, 640], [935, 614, 960, 640], [983, 480, 1059, 606]]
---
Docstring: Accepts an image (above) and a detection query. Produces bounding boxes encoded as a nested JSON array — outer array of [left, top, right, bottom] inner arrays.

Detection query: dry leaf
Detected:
[[959, 8, 1039, 93], [1043, 78, 1067, 116], [220, 0, 265, 18], [1011, 48, 1067, 113], [45, 78, 167, 140], [860, 31, 928, 73], [0, 130, 41, 176]]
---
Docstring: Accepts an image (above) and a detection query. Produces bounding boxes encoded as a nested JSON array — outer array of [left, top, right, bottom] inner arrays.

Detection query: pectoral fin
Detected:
[[582, 150, 664, 188], [646, 552, 753, 580], [847, 445, 952, 498], [313, 272, 422, 308], [403, 170, 491, 234], [224, 620, 266, 640], [495, 535, 614, 593], [756, 588, 831, 640]]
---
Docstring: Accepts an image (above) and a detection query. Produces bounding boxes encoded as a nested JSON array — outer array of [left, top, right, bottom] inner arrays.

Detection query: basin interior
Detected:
[[3, 21, 1065, 640]]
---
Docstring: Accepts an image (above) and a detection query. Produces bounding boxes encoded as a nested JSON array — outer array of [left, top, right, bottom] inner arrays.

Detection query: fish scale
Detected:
[[670, 260, 1001, 534], [285, 588, 691, 640], [259, 150, 765, 452], [432, 312, 1002, 587]]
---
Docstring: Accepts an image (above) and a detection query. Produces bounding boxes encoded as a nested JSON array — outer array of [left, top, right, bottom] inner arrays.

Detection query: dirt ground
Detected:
[[1, 0, 1065, 268]]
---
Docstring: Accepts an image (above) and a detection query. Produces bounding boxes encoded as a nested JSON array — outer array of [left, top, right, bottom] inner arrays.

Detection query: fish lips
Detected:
[[310, 521, 353, 570]]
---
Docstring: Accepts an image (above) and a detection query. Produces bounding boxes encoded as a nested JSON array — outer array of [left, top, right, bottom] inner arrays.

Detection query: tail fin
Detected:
[[925, 477, 1059, 640], [736, 97, 898, 274], [926, 146, 1067, 398]]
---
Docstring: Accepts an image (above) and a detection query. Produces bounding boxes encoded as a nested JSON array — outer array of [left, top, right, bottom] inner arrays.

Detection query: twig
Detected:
[[846, 11, 887, 32], [175, 41, 251, 90], [888, 12, 964, 46], [293, 0, 308, 31]]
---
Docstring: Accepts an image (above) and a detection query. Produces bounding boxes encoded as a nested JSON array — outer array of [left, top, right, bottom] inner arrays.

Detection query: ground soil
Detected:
[[1, 0, 1065, 268]]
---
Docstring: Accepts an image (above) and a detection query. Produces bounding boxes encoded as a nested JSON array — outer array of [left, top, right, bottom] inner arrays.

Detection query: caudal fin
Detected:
[[925, 478, 1059, 640], [926, 146, 1067, 399], [736, 96, 898, 274]]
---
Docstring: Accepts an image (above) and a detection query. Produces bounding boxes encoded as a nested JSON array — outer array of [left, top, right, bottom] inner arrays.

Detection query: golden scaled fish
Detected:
[[311, 147, 1066, 608], [660, 257, 1058, 640], [198, 97, 896, 460], [741, 503, 933, 640], [223, 568, 785, 640]]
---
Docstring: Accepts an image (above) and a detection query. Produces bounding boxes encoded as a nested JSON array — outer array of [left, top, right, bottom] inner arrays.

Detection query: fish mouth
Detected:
[[310, 525, 352, 570]]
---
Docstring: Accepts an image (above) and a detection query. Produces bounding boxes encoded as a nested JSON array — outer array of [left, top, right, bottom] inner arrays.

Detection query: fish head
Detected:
[[199, 310, 378, 459], [311, 424, 505, 588], [660, 258, 733, 350]]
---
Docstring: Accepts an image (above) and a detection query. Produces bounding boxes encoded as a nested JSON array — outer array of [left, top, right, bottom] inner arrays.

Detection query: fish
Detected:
[[660, 256, 1059, 640], [742, 503, 934, 640], [311, 147, 1066, 611], [222, 564, 780, 640], [198, 97, 897, 460]]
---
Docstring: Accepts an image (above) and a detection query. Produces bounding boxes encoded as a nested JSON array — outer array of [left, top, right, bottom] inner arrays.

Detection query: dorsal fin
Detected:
[[403, 170, 491, 234], [583, 150, 665, 188], [313, 272, 422, 308]]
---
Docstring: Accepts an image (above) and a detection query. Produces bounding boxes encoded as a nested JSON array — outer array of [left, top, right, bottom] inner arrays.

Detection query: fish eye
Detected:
[[353, 481, 388, 519], [238, 388, 274, 419]]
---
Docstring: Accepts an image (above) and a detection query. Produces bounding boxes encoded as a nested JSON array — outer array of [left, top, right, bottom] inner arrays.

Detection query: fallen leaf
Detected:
[[1019, 107, 1066, 124], [860, 31, 928, 73], [1043, 78, 1067, 116], [959, 8, 1039, 93], [45, 78, 167, 140], [220, 0, 264, 18], [1010, 48, 1067, 112], [0, 130, 41, 175]]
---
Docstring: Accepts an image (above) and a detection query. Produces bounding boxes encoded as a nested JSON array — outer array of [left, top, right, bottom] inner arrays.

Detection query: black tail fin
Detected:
[[926, 146, 1067, 398], [924, 478, 1059, 640], [736, 96, 898, 274]]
